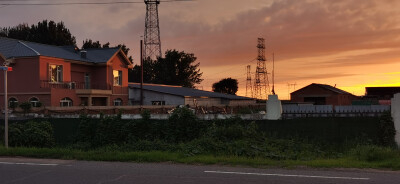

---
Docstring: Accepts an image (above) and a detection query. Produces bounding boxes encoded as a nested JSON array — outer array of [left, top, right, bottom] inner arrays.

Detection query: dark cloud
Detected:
[[157, 0, 400, 68]]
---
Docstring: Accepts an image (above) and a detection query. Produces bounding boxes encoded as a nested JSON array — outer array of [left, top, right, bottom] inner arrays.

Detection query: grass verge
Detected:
[[1, 146, 400, 170]]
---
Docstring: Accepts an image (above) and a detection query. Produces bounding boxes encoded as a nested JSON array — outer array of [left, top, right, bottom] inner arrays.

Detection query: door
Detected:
[[84, 73, 91, 89]]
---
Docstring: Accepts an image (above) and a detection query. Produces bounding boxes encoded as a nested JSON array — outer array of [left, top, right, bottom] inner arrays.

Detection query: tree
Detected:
[[129, 58, 155, 83], [212, 78, 238, 95], [1, 20, 134, 62], [129, 50, 203, 88], [82, 39, 102, 49], [0, 20, 76, 46]]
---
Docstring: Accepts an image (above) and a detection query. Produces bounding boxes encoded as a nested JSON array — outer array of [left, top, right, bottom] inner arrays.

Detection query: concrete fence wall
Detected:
[[392, 93, 400, 146], [282, 104, 390, 118]]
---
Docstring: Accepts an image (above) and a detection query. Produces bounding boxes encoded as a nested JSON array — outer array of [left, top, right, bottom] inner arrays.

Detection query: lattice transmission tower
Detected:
[[246, 65, 253, 97], [253, 38, 270, 100], [144, 0, 162, 60]]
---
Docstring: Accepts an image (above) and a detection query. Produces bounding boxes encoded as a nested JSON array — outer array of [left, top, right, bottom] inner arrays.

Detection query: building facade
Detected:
[[0, 37, 132, 108], [290, 83, 358, 106], [129, 83, 256, 106]]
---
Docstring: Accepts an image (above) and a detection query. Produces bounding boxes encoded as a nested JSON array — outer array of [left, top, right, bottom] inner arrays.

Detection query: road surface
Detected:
[[0, 157, 399, 184]]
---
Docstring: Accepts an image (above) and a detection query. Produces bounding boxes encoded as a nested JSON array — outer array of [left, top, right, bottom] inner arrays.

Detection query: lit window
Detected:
[[113, 70, 122, 86], [60, 97, 73, 107], [29, 97, 41, 107], [114, 98, 122, 106], [8, 97, 18, 108], [151, 101, 165, 106], [49, 64, 63, 82]]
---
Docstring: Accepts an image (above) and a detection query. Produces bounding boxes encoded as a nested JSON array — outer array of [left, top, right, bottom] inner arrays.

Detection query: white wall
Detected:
[[129, 88, 185, 106], [392, 93, 400, 146]]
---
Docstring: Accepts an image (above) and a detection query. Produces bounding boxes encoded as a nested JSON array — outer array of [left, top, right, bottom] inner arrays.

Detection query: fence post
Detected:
[[392, 93, 400, 146]]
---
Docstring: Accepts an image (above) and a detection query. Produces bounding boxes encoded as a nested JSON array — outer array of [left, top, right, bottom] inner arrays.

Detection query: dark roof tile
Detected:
[[0, 37, 121, 64], [129, 83, 254, 100]]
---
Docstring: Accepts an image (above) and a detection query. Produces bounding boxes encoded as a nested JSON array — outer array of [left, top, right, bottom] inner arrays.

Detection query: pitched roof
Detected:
[[293, 83, 353, 95], [314, 83, 353, 95], [129, 83, 254, 100], [0, 37, 122, 64]]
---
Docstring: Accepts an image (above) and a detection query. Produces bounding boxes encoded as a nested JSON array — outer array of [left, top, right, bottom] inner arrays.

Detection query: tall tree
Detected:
[[212, 78, 238, 95], [0, 20, 76, 46], [129, 50, 203, 88], [82, 39, 102, 49]]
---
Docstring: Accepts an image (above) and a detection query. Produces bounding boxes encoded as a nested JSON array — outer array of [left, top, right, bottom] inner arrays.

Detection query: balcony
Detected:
[[40, 80, 128, 95], [40, 80, 111, 90]]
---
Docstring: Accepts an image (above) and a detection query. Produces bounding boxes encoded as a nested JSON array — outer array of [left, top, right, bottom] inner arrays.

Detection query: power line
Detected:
[[0, 0, 194, 6]]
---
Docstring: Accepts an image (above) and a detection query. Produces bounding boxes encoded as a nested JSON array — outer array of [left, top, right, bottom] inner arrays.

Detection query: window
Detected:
[[84, 73, 91, 89], [151, 101, 165, 106], [113, 98, 122, 106], [113, 70, 122, 86], [29, 97, 41, 107], [60, 97, 73, 107], [8, 97, 18, 108], [49, 64, 63, 82]]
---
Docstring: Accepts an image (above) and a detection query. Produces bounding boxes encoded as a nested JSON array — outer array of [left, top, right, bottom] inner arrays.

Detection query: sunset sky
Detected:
[[1, 0, 399, 99]]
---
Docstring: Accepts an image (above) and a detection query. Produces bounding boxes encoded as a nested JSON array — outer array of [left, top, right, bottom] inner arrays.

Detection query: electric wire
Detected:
[[0, 0, 194, 6]]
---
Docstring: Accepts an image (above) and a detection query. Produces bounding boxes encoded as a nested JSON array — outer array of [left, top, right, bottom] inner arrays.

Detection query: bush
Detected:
[[141, 109, 151, 120], [349, 145, 399, 162], [9, 101, 18, 109], [19, 102, 32, 114], [167, 107, 206, 143], [9, 121, 55, 148], [378, 111, 396, 147]]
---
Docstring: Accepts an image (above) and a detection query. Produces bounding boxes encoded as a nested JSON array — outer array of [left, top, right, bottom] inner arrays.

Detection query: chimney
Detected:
[[80, 50, 87, 59]]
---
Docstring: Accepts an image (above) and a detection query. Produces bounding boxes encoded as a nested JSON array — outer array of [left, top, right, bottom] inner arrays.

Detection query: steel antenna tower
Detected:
[[246, 65, 253, 97], [144, 0, 162, 60], [254, 38, 270, 100]]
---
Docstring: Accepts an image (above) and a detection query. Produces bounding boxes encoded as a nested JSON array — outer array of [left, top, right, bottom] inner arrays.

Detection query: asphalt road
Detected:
[[0, 157, 399, 184]]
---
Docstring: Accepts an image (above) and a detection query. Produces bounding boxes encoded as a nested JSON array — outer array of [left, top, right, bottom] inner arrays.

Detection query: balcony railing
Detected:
[[40, 80, 112, 90]]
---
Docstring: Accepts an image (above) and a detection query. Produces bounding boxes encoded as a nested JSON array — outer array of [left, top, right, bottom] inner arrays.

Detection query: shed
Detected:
[[128, 83, 256, 106], [290, 83, 358, 106]]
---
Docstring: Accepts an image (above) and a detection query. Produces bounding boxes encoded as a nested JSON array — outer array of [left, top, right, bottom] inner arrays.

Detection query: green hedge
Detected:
[[0, 109, 394, 148]]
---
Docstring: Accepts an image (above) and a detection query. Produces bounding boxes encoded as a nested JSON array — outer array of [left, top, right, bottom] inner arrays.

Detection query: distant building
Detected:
[[128, 83, 256, 106], [0, 37, 133, 108], [290, 83, 358, 106], [360, 87, 400, 105], [365, 87, 400, 100]]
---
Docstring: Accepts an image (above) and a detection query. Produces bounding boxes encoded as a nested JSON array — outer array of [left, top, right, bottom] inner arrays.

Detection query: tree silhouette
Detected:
[[129, 50, 203, 88], [0, 20, 76, 46], [212, 78, 238, 95]]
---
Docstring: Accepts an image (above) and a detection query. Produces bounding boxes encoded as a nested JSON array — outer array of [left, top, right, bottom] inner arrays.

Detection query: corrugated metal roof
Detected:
[[315, 83, 353, 95], [292, 83, 353, 95], [129, 83, 254, 100], [0, 37, 120, 63]]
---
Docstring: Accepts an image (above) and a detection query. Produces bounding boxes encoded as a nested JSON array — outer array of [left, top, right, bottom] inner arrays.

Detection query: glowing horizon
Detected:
[[0, 0, 399, 98]]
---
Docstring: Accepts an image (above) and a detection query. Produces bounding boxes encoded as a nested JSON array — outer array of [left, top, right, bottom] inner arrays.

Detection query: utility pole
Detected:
[[272, 52, 275, 95], [253, 38, 270, 100], [144, 0, 162, 60], [287, 83, 297, 100], [140, 40, 144, 106], [245, 65, 252, 97], [1, 65, 12, 149]]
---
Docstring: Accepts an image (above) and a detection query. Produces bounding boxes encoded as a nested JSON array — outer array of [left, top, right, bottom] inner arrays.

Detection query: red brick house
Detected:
[[0, 37, 133, 108], [290, 83, 359, 106]]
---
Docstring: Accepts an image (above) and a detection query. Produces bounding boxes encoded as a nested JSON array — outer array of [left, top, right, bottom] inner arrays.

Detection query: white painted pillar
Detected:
[[392, 93, 400, 146], [266, 94, 282, 120]]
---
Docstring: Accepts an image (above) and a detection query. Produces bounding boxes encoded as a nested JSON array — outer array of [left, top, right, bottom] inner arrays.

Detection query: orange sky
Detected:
[[1, 0, 399, 99]]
